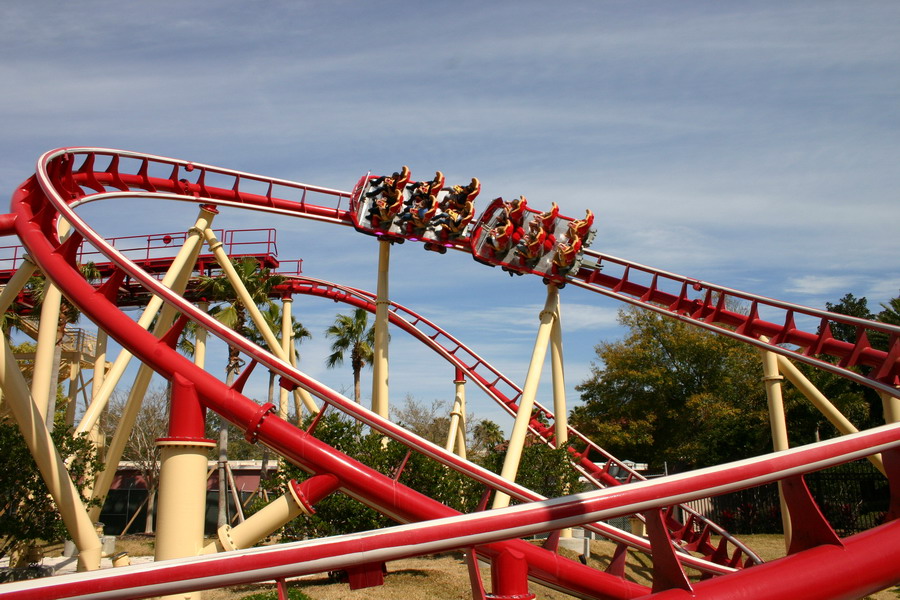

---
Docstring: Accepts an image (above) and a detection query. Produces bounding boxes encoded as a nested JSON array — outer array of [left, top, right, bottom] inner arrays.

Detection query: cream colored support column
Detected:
[[206, 491, 306, 554], [155, 376, 214, 600], [279, 295, 294, 420], [76, 205, 218, 434], [203, 475, 339, 554], [194, 302, 209, 369], [31, 221, 72, 426], [205, 485, 308, 554], [760, 349, 792, 550], [445, 370, 468, 459], [775, 354, 884, 474], [203, 230, 318, 414], [881, 391, 900, 424], [0, 337, 101, 571], [549, 305, 568, 447], [91, 329, 108, 400], [0, 257, 38, 415], [0, 257, 38, 314], [83, 329, 108, 501], [282, 299, 317, 417], [549, 301, 572, 538], [64, 357, 81, 427], [30, 284, 64, 425], [372, 240, 391, 419], [493, 285, 559, 509]]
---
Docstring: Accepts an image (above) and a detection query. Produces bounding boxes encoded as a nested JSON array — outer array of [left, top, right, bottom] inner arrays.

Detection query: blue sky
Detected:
[[2, 2, 899, 429]]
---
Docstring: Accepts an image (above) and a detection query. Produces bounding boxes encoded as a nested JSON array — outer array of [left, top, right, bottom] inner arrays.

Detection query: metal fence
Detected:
[[680, 459, 890, 535]]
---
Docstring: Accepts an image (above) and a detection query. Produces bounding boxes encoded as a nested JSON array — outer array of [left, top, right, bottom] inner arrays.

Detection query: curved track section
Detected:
[[279, 274, 760, 567], [2, 147, 899, 598]]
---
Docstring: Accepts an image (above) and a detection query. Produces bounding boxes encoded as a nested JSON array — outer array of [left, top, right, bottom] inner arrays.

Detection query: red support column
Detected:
[[488, 547, 535, 600]]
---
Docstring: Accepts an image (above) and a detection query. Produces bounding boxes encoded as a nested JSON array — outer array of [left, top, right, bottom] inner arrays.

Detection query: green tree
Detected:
[[479, 440, 581, 502], [877, 292, 900, 327], [0, 412, 101, 562], [257, 411, 481, 540], [571, 306, 772, 472], [324, 309, 375, 404], [470, 419, 505, 455], [825, 292, 875, 344]]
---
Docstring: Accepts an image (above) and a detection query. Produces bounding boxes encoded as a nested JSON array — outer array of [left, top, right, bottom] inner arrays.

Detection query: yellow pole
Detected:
[[30, 220, 71, 425], [881, 391, 900, 424], [76, 205, 217, 435], [493, 285, 559, 509], [549, 301, 572, 538], [279, 295, 294, 420], [760, 349, 792, 550], [30, 284, 64, 423], [64, 355, 81, 427], [194, 301, 209, 369], [203, 230, 318, 414], [0, 337, 101, 571], [0, 257, 38, 314], [445, 371, 467, 459], [0, 257, 38, 415], [372, 239, 391, 419], [205, 487, 307, 554], [549, 306, 568, 447], [155, 376, 215, 600]]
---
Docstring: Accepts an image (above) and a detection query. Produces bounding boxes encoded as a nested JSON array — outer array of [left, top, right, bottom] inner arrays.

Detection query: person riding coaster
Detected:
[[430, 177, 480, 237], [398, 171, 445, 230], [366, 166, 411, 228], [485, 209, 514, 255], [514, 218, 550, 266]]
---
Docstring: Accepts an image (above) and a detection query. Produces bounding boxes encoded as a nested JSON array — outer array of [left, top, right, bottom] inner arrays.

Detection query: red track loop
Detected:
[[4, 148, 899, 599]]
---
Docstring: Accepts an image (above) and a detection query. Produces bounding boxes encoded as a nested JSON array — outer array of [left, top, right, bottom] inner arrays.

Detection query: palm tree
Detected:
[[196, 258, 284, 384], [325, 309, 375, 404]]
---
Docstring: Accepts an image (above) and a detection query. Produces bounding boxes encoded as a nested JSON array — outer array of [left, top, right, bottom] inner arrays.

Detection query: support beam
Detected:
[[446, 368, 467, 459], [760, 349, 792, 549], [279, 294, 294, 420], [881, 390, 900, 424], [549, 300, 571, 538], [203, 229, 317, 414], [493, 285, 559, 509], [88, 208, 216, 519], [0, 337, 101, 571], [204, 474, 339, 554], [155, 375, 215, 600], [372, 239, 391, 419]]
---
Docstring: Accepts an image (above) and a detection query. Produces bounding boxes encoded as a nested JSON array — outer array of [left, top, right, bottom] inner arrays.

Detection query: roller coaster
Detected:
[[0, 147, 898, 599]]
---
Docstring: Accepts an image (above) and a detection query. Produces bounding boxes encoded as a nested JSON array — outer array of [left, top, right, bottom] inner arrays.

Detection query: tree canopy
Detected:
[[570, 289, 900, 472], [572, 306, 774, 472]]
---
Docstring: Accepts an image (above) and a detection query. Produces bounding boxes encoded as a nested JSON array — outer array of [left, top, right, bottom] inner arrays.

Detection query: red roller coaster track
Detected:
[[0, 147, 898, 599]]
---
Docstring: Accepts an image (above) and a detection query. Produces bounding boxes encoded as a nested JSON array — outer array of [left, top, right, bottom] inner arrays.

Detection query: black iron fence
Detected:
[[682, 459, 890, 535]]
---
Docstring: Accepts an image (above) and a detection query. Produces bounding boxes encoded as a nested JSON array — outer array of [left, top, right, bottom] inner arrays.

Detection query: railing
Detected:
[[0, 228, 280, 279]]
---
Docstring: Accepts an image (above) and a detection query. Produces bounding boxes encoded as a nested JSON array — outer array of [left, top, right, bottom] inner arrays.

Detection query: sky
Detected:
[[1, 1, 898, 431]]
